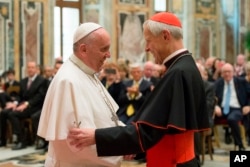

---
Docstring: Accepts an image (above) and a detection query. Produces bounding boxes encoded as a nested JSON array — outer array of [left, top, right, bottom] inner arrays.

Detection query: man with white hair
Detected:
[[214, 63, 249, 151], [116, 63, 152, 125], [38, 23, 124, 167]]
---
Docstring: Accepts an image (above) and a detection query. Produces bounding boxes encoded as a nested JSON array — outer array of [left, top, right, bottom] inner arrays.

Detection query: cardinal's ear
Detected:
[[162, 30, 171, 40]]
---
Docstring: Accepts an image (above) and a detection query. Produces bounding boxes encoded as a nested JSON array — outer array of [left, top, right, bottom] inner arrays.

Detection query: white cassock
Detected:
[[38, 54, 124, 167]]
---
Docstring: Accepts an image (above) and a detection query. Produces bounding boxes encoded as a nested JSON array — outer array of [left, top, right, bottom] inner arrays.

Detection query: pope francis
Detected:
[[37, 23, 124, 167]]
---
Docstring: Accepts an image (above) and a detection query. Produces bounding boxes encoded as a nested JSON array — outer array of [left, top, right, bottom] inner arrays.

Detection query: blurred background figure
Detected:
[[3, 69, 20, 101], [100, 62, 124, 103], [117, 63, 129, 82], [205, 57, 224, 82], [116, 63, 152, 125], [214, 63, 249, 151], [234, 54, 246, 77], [143, 61, 160, 90], [242, 62, 250, 146], [152, 64, 165, 79], [195, 62, 216, 164], [53, 60, 63, 75], [43, 65, 54, 82]]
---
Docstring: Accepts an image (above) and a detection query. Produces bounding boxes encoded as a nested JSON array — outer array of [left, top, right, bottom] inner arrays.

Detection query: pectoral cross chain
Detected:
[[88, 74, 119, 126], [111, 114, 119, 125]]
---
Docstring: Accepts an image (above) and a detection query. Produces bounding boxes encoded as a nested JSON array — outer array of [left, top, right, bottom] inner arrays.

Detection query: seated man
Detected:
[[0, 61, 47, 150], [116, 63, 152, 125], [214, 63, 249, 151]]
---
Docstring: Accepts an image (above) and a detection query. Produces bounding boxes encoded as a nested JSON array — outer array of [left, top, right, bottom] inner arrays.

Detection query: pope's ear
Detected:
[[79, 43, 87, 52]]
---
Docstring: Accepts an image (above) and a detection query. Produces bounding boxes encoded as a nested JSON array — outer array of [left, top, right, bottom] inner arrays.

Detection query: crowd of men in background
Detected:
[[0, 58, 63, 150], [197, 54, 250, 151], [1, 53, 250, 153]]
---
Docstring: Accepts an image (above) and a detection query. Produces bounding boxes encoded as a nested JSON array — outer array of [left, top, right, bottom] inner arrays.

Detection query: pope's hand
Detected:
[[67, 128, 96, 149]]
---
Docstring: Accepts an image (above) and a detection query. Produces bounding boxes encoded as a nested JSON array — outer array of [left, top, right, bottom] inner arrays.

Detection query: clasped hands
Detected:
[[127, 85, 139, 97], [5, 101, 28, 112], [67, 128, 135, 160]]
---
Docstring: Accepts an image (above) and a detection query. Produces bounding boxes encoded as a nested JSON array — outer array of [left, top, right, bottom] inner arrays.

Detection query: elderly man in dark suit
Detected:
[[117, 63, 152, 125], [0, 61, 47, 150], [214, 63, 249, 151]]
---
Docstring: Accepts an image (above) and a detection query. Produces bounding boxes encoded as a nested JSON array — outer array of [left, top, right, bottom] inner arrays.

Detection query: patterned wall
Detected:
[[0, 0, 14, 75], [21, 1, 43, 65], [0, 0, 50, 79], [194, 0, 217, 59], [115, 0, 151, 63], [83, 0, 100, 23]]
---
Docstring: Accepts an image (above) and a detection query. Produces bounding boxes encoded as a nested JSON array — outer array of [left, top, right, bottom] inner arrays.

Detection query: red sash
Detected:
[[146, 131, 195, 167]]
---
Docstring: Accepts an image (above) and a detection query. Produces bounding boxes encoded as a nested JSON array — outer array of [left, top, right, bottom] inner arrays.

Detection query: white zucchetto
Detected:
[[73, 22, 102, 44]]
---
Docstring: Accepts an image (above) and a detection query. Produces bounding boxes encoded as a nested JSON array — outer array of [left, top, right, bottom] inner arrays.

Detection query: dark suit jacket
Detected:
[[214, 77, 249, 108], [101, 78, 125, 103], [18, 75, 47, 114], [116, 79, 152, 120], [144, 76, 160, 87], [204, 81, 215, 127], [0, 92, 11, 108], [4, 80, 20, 101]]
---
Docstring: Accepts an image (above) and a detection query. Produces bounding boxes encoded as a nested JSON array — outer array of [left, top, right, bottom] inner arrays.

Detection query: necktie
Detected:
[[223, 83, 231, 115], [27, 78, 32, 89], [126, 81, 139, 116]]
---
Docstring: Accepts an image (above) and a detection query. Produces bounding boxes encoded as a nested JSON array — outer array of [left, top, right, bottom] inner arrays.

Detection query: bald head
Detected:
[[221, 63, 234, 82], [222, 63, 234, 72]]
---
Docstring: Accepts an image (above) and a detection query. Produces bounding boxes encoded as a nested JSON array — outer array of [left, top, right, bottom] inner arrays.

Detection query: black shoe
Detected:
[[12, 142, 26, 150], [239, 146, 246, 151], [35, 139, 48, 150], [134, 152, 146, 163], [0, 140, 6, 147], [225, 135, 232, 144], [0, 143, 6, 147]]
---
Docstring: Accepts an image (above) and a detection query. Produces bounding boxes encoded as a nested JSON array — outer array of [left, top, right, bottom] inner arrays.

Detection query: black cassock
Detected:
[[96, 51, 210, 167]]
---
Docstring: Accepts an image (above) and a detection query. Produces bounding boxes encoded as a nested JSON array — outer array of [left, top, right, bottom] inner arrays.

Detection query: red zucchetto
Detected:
[[150, 12, 182, 28]]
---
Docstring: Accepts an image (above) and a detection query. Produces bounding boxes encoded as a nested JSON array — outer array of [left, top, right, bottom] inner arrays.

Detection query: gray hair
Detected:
[[129, 62, 143, 70], [143, 20, 183, 39]]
